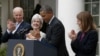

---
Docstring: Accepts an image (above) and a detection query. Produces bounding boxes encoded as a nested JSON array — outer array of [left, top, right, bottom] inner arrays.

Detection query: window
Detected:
[[20, 0, 34, 23], [85, 0, 99, 56], [85, 0, 99, 27]]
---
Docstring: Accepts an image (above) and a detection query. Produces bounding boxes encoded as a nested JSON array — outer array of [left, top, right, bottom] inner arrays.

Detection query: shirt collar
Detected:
[[48, 16, 54, 25], [16, 20, 23, 25]]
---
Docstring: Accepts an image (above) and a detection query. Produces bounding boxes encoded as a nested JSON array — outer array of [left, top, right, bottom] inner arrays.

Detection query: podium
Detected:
[[7, 39, 57, 56]]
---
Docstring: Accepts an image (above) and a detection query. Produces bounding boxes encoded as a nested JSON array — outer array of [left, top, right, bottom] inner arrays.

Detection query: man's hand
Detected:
[[7, 20, 15, 32]]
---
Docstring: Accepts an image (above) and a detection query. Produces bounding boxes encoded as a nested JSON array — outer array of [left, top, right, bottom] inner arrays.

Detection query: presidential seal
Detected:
[[13, 43, 24, 56]]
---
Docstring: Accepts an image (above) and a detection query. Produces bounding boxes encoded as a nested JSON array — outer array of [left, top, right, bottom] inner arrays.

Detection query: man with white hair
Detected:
[[1, 7, 31, 43]]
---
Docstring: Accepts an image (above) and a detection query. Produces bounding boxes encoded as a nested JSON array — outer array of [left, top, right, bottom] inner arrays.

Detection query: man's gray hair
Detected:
[[13, 7, 24, 13]]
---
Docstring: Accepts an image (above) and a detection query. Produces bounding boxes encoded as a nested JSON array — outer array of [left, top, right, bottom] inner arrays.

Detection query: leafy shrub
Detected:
[[0, 47, 7, 56]]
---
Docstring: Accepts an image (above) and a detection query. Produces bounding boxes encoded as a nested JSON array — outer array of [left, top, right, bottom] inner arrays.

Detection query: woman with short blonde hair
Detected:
[[26, 14, 45, 40]]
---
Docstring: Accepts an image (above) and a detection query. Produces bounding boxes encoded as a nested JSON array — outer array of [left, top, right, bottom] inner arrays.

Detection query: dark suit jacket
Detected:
[[1, 21, 31, 43], [40, 21, 47, 33], [42, 17, 69, 56], [71, 30, 98, 56]]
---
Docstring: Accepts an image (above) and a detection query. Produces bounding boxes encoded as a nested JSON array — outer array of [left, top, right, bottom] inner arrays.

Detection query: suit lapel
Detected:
[[80, 31, 89, 44], [46, 17, 57, 40], [16, 21, 24, 34], [46, 17, 56, 33], [49, 17, 56, 26]]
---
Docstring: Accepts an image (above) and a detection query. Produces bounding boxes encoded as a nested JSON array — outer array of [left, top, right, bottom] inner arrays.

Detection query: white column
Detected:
[[1, 0, 8, 33], [98, 28, 100, 56], [9, 0, 13, 18], [57, 0, 84, 56]]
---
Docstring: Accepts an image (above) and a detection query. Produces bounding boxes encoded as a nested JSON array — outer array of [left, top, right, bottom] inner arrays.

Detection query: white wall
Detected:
[[58, 0, 84, 56]]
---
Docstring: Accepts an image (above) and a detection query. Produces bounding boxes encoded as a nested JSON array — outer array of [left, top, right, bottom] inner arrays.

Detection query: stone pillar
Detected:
[[1, 0, 8, 33]]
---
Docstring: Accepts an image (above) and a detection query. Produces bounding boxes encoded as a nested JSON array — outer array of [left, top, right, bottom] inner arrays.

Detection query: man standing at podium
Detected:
[[1, 7, 31, 43], [34, 5, 69, 56]]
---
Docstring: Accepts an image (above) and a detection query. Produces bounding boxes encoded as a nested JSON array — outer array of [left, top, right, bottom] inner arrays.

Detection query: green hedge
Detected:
[[0, 47, 7, 56]]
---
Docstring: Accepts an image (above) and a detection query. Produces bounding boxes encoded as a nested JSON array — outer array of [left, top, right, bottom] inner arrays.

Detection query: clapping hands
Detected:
[[26, 29, 40, 40], [68, 30, 77, 41]]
